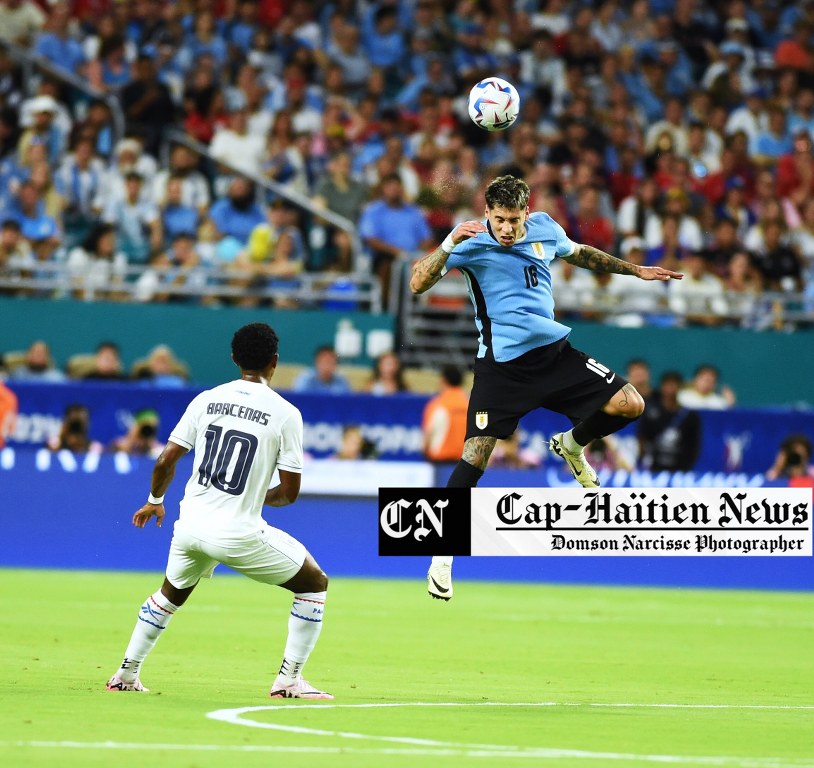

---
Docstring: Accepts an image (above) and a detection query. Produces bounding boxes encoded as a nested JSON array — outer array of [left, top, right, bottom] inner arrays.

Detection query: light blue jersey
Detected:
[[442, 212, 578, 362]]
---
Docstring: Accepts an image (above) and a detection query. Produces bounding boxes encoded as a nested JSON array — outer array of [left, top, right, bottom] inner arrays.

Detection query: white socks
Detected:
[[117, 590, 179, 683], [276, 591, 326, 684], [431, 556, 454, 568]]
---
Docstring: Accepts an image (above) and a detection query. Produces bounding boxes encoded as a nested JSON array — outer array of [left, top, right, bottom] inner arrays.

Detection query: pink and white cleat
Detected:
[[105, 675, 149, 692], [269, 678, 334, 699]]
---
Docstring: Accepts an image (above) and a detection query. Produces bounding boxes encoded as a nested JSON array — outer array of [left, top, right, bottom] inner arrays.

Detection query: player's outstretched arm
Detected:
[[265, 469, 301, 508], [564, 244, 683, 281], [133, 441, 189, 528], [409, 221, 487, 294]]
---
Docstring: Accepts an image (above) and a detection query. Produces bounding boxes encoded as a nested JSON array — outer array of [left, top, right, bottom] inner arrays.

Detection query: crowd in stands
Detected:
[[0, 0, 812, 322]]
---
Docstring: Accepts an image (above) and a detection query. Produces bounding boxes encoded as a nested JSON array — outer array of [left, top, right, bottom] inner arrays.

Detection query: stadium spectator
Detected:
[[765, 433, 814, 483], [488, 430, 543, 469], [109, 408, 165, 458], [752, 105, 792, 165], [132, 345, 189, 388], [33, 2, 86, 76], [667, 252, 729, 325], [0, 377, 18, 447], [637, 370, 702, 472], [0, 0, 47, 46], [159, 175, 200, 247], [78, 341, 127, 382], [97, 138, 159, 210], [209, 105, 266, 185], [102, 171, 163, 264], [748, 220, 802, 292], [133, 233, 208, 304], [311, 150, 368, 272], [229, 201, 306, 308], [0, 218, 32, 290], [29, 159, 65, 222], [358, 173, 432, 305], [151, 145, 210, 214], [777, 130, 814, 215], [332, 423, 376, 460], [208, 177, 266, 246], [625, 358, 653, 400], [66, 222, 127, 299], [8, 339, 66, 383], [292, 345, 351, 394], [56, 136, 106, 245], [701, 217, 742, 278], [365, 351, 408, 396], [119, 53, 175, 156], [646, 215, 691, 272], [422, 364, 469, 464], [47, 403, 103, 453], [678, 364, 736, 410], [262, 109, 309, 197], [616, 177, 661, 244], [17, 94, 66, 168]]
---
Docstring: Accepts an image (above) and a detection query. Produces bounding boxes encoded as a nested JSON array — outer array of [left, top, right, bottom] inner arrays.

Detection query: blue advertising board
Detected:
[[6, 381, 814, 477], [0, 448, 811, 591]]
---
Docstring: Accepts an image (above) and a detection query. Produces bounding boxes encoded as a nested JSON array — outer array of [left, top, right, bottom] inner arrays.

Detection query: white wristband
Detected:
[[147, 493, 165, 505], [440, 233, 457, 254]]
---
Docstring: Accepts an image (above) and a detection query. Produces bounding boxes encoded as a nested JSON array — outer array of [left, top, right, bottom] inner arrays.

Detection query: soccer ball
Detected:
[[467, 77, 520, 132]]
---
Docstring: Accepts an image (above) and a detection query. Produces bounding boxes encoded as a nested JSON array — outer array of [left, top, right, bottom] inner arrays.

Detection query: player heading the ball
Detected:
[[410, 174, 683, 601]]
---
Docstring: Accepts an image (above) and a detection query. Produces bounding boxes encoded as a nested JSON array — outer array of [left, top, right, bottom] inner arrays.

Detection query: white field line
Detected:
[[200, 701, 814, 765], [2, 740, 814, 767]]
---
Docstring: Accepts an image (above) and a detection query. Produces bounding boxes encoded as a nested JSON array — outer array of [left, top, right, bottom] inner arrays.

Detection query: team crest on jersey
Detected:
[[476, 411, 489, 430], [532, 242, 545, 259]]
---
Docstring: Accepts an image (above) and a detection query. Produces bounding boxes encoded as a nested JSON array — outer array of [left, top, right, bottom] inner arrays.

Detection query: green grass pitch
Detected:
[[1, 568, 812, 768]]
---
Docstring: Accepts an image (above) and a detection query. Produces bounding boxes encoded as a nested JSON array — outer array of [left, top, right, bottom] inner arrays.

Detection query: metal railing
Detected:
[[0, 40, 372, 302], [0, 261, 381, 311], [394, 261, 814, 367], [161, 128, 367, 273], [0, 39, 126, 144]]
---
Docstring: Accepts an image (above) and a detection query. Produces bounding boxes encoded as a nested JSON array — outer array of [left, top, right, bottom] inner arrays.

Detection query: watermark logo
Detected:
[[378, 488, 471, 555]]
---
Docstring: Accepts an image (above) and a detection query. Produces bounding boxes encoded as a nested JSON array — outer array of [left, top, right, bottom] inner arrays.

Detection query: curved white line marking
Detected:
[[205, 701, 814, 766]]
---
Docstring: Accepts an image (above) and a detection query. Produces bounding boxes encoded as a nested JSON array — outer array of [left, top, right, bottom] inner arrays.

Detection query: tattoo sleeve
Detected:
[[462, 436, 497, 471], [409, 246, 450, 294], [564, 244, 642, 277]]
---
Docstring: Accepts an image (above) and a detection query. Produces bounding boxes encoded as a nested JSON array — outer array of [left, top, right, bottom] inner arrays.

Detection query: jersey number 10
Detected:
[[197, 424, 259, 496]]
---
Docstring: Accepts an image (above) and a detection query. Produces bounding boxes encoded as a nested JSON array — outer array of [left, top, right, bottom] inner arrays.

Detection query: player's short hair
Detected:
[[231, 323, 279, 371], [485, 175, 530, 211], [440, 364, 463, 387]]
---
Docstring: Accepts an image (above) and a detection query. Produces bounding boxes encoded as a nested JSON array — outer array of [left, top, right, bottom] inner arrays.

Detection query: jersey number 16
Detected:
[[523, 264, 538, 288]]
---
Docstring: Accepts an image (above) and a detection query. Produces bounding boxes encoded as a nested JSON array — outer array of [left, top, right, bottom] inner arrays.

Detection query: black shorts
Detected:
[[465, 338, 628, 439]]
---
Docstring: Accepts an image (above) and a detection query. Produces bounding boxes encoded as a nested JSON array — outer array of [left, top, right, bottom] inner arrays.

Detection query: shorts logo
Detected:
[[476, 411, 489, 430], [586, 358, 615, 384]]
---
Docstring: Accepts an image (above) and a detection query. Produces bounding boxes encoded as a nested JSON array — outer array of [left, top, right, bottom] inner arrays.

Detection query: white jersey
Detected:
[[168, 379, 303, 540]]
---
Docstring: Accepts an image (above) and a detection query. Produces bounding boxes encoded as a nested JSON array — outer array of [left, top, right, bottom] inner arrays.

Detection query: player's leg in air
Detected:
[[549, 382, 645, 487], [428, 435, 497, 601]]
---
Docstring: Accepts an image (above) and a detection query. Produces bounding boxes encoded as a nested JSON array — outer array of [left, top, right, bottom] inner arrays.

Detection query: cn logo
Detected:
[[378, 488, 472, 555], [380, 498, 447, 541]]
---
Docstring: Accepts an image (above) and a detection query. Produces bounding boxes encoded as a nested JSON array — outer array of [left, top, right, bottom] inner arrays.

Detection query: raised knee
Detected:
[[626, 389, 646, 418]]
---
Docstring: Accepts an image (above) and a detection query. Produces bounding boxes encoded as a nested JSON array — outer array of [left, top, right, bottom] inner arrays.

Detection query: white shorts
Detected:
[[165, 522, 308, 589]]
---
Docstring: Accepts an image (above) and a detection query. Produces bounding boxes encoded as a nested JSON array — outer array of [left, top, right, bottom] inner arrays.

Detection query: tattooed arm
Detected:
[[563, 244, 684, 282], [409, 245, 450, 294], [409, 220, 488, 294]]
